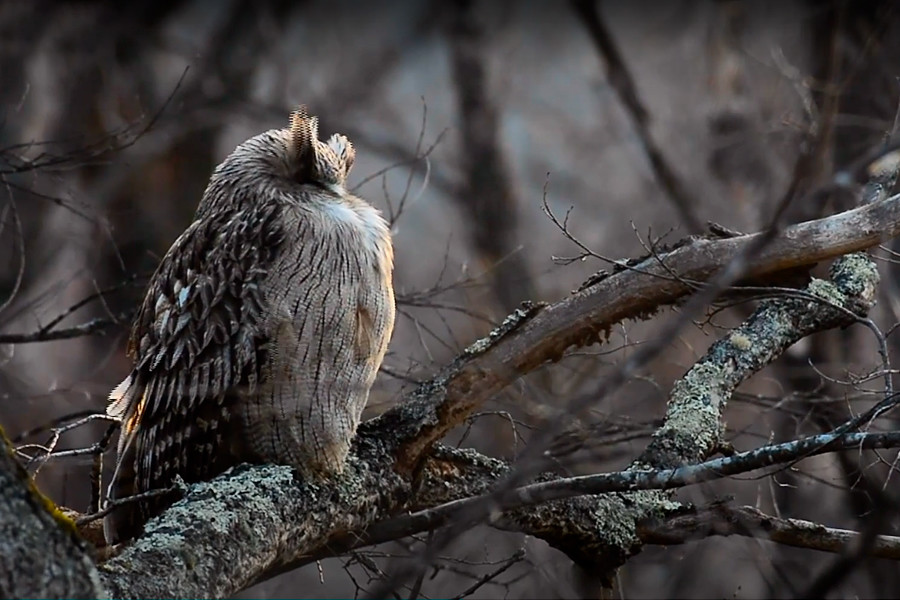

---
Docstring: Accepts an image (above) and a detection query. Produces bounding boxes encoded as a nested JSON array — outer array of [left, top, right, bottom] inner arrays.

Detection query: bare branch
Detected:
[[0, 315, 129, 344], [391, 193, 900, 472], [638, 503, 900, 560]]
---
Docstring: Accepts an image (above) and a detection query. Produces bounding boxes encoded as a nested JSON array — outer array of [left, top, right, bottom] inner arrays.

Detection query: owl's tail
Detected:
[[103, 373, 143, 544], [103, 428, 141, 544]]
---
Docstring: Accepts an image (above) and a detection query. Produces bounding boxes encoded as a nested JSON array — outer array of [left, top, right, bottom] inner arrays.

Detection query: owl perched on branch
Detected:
[[104, 108, 395, 544]]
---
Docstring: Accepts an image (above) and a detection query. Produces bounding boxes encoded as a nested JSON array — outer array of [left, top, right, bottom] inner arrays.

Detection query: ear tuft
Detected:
[[289, 105, 319, 167], [288, 106, 355, 187], [327, 133, 355, 180]]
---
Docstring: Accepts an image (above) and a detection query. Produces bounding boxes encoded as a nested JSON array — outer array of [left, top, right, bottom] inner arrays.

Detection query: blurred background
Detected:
[[2, 0, 900, 597]]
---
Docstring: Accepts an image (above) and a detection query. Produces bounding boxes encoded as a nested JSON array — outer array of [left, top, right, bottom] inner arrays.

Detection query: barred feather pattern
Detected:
[[104, 111, 394, 543]]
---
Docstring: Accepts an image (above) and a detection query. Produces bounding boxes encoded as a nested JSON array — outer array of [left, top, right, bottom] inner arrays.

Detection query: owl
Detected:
[[103, 108, 395, 543]]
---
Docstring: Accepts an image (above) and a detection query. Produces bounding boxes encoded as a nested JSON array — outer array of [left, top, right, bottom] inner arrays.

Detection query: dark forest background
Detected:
[[2, 1, 900, 597]]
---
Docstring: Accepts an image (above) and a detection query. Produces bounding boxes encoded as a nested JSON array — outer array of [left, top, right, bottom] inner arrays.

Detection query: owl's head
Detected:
[[199, 108, 358, 218], [289, 107, 355, 193]]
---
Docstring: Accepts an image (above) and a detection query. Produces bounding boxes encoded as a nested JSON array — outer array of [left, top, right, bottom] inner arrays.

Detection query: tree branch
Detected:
[[356, 252, 883, 588], [94, 429, 900, 597], [637, 252, 880, 468], [4, 192, 898, 597], [390, 194, 900, 472], [88, 244, 885, 597], [0, 316, 128, 344], [638, 503, 900, 561]]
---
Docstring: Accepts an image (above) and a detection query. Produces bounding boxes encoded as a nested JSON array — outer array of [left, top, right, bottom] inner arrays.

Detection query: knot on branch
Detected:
[[827, 252, 879, 315]]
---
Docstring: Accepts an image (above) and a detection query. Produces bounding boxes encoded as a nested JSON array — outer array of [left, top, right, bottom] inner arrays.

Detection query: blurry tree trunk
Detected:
[[447, 0, 537, 313]]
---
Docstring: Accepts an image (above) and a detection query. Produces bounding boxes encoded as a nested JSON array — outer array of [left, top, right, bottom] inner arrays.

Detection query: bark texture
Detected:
[[0, 432, 105, 599]]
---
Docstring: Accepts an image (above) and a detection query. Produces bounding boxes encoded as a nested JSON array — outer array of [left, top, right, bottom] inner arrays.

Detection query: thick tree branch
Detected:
[[638, 252, 880, 468], [390, 194, 900, 472], [4, 195, 896, 597], [638, 503, 900, 560], [355, 253, 883, 587], [87, 247, 885, 597], [411, 429, 900, 521], [95, 429, 900, 598]]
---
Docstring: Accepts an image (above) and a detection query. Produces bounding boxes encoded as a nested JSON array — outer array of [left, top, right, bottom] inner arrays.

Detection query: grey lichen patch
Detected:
[[505, 492, 638, 577], [629, 489, 682, 516], [583, 495, 641, 549], [669, 362, 730, 411], [428, 445, 508, 478], [101, 444, 417, 599], [803, 254, 878, 315], [806, 278, 844, 306], [829, 252, 879, 306], [659, 362, 728, 453], [637, 429, 713, 470], [169, 467, 292, 543], [729, 332, 752, 351], [100, 464, 304, 587], [508, 487, 683, 579], [135, 530, 188, 555], [462, 301, 544, 358]]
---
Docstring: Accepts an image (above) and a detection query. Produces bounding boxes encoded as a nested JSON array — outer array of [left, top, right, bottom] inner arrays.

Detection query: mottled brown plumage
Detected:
[[104, 108, 394, 543]]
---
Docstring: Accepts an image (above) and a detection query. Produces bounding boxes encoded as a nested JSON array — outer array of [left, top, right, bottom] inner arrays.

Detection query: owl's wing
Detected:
[[104, 200, 284, 541]]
